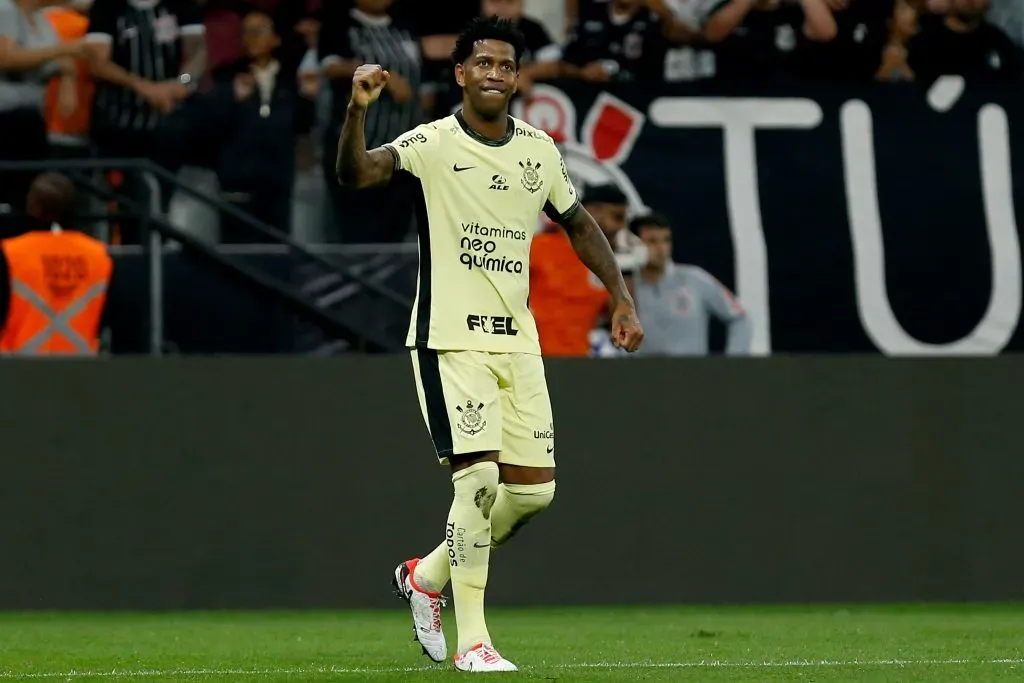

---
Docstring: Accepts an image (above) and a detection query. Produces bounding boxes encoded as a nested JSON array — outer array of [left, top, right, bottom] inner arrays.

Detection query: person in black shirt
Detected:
[[85, 0, 206, 145], [481, 0, 562, 94], [701, 0, 837, 82], [907, 1, 1022, 85], [791, 0, 893, 81], [393, 0, 476, 118], [319, 0, 423, 242], [561, 0, 669, 83], [84, 0, 208, 243], [320, 0, 422, 149], [211, 9, 313, 243]]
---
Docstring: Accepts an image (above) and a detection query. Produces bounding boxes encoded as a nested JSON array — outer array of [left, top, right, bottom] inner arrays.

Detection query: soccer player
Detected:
[[336, 16, 644, 673]]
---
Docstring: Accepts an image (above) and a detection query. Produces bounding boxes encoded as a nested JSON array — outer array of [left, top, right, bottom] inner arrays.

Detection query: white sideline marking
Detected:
[[1, 659, 1022, 679]]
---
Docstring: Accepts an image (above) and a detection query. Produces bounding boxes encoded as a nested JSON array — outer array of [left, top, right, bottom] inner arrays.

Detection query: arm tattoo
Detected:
[[564, 207, 632, 305], [336, 106, 396, 188]]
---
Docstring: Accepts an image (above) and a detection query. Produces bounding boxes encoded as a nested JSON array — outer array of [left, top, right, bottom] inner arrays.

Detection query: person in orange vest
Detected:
[[529, 185, 643, 357], [530, 219, 611, 357], [0, 173, 113, 356]]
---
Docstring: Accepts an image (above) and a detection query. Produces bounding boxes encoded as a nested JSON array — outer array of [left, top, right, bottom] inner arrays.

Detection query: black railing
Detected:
[[0, 159, 409, 353]]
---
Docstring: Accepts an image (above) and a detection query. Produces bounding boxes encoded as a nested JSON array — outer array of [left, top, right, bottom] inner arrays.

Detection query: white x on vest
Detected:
[[8, 279, 108, 355]]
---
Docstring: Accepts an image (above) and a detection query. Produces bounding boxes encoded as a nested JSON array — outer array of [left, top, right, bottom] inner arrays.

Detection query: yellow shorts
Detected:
[[410, 349, 555, 467]]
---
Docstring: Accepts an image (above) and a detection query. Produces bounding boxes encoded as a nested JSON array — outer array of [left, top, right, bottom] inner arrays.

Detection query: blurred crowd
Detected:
[[0, 0, 1020, 357], [0, 0, 1021, 246]]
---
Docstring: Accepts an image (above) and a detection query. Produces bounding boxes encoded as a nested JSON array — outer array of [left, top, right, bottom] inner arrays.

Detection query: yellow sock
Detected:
[[450, 461, 498, 652], [418, 461, 498, 653], [413, 541, 450, 594], [416, 480, 557, 593], [490, 481, 556, 548]]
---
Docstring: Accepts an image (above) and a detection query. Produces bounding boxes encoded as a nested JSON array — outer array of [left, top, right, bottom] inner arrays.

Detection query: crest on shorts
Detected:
[[456, 400, 486, 436], [519, 159, 543, 194]]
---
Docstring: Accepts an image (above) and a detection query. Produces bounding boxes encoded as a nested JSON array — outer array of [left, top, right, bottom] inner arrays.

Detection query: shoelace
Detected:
[[430, 594, 447, 631], [476, 644, 502, 664]]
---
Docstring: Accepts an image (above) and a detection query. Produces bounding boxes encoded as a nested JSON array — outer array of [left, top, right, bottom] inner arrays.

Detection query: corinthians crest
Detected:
[[456, 400, 486, 436], [519, 158, 543, 194]]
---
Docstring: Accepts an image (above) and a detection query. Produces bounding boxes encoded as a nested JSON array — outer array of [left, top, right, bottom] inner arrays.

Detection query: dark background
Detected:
[[1, 357, 1021, 609], [538, 80, 1024, 352], [100, 81, 1024, 355]]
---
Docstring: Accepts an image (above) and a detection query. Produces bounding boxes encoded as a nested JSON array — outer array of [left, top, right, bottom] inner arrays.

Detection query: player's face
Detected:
[[242, 13, 280, 59], [639, 226, 672, 270], [482, 0, 523, 20], [457, 40, 519, 120]]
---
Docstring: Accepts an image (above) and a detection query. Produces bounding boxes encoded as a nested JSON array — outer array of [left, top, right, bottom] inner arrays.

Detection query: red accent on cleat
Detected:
[[405, 558, 441, 598]]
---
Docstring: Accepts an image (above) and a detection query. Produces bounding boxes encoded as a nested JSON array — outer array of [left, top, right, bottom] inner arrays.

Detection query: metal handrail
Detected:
[[0, 158, 412, 308], [86, 173, 399, 351], [0, 160, 400, 352]]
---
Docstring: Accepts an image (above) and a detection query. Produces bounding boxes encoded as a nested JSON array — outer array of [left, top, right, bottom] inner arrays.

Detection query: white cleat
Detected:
[[392, 558, 447, 663], [454, 643, 518, 673]]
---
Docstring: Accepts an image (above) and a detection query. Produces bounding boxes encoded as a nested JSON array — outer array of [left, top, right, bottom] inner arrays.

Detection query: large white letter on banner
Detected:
[[649, 98, 822, 356], [841, 101, 1021, 355]]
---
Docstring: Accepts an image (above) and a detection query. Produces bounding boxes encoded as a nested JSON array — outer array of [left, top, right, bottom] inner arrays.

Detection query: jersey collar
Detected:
[[455, 110, 515, 147]]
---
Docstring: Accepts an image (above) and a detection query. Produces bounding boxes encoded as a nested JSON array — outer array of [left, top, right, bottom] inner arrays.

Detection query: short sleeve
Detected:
[[171, 0, 205, 34], [543, 146, 581, 226], [384, 123, 440, 179], [85, 0, 119, 42]]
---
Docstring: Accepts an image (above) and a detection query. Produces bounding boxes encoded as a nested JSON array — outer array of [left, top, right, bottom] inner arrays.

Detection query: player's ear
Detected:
[[455, 63, 466, 88]]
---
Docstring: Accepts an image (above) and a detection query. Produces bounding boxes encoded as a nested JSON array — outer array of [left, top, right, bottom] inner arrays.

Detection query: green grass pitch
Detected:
[[1, 604, 1021, 681]]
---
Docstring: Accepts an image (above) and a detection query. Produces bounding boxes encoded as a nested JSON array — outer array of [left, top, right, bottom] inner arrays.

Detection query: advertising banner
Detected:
[[515, 80, 1024, 355]]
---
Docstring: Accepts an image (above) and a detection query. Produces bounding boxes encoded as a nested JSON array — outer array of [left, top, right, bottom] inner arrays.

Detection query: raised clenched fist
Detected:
[[351, 64, 390, 109]]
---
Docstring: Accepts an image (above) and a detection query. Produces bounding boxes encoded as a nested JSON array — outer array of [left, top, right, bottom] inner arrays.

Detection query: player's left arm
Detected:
[[543, 149, 643, 352], [694, 268, 753, 355], [563, 208, 643, 352]]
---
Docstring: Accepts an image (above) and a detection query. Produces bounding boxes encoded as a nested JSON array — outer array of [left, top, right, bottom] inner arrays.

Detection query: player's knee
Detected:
[[507, 480, 556, 515], [491, 481, 556, 547]]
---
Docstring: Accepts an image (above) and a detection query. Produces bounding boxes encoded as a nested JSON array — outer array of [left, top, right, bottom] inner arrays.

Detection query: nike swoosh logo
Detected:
[[453, 164, 476, 172], [546, 445, 554, 454], [473, 542, 490, 548]]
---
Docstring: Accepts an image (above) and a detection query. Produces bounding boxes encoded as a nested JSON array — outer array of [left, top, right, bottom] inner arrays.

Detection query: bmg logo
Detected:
[[467, 314, 518, 336]]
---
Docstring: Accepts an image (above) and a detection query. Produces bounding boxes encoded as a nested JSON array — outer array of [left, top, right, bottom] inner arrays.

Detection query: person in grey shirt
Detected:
[[0, 0, 84, 236], [631, 212, 752, 356]]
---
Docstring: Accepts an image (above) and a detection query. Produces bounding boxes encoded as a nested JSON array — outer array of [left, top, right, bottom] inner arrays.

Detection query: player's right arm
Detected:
[[336, 64, 399, 188]]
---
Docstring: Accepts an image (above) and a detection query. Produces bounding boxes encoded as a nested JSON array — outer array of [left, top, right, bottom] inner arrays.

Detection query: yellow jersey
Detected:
[[385, 111, 581, 354]]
